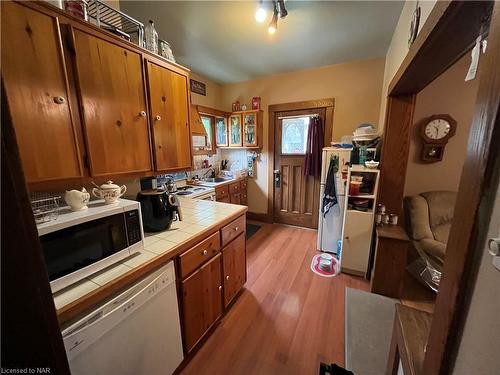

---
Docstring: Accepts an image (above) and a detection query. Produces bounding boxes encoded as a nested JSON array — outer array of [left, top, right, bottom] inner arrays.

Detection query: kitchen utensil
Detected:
[[136, 189, 183, 232], [30, 192, 61, 224], [92, 181, 127, 204], [65, 188, 90, 211], [365, 160, 380, 169]]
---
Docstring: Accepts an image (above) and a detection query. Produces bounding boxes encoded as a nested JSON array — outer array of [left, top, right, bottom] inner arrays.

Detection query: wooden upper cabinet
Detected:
[[1, 2, 83, 182], [72, 29, 152, 176], [146, 62, 192, 171], [181, 254, 223, 352]]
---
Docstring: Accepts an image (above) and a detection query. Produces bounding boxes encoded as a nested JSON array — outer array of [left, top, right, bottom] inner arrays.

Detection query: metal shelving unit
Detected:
[[87, 0, 144, 47]]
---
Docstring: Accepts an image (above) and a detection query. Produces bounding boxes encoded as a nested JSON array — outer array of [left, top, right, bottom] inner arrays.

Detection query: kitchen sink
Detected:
[[203, 177, 230, 183]]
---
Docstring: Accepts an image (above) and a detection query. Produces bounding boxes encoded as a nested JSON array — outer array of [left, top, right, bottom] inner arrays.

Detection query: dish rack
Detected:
[[86, 0, 144, 47], [30, 192, 61, 225]]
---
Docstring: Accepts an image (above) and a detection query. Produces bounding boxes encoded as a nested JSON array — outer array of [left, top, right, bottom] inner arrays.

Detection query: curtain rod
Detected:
[[277, 114, 320, 120]]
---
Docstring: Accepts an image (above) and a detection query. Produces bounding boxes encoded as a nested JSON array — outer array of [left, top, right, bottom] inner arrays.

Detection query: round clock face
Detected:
[[425, 118, 451, 140]]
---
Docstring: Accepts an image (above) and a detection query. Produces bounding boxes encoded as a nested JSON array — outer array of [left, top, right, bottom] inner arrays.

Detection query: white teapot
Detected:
[[92, 181, 127, 205], [65, 188, 90, 211]]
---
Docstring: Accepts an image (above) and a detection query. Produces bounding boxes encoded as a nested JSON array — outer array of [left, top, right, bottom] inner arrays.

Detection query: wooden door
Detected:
[[72, 29, 152, 176], [147, 62, 192, 171], [1, 2, 83, 183], [181, 254, 223, 352], [222, 233, 246, 307], [273, 109, 324, 229]]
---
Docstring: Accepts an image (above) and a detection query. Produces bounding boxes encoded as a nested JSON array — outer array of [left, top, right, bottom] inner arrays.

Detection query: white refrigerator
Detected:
[[317, 147, 352, 255]]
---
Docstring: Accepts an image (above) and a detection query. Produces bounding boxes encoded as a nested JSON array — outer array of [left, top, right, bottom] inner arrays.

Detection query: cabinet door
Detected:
[[222, 233, 246, 307], [341, 210, 374, 275], [73, 30, 152, 176], [228, 114, 242, 147], [243, 112, 258, 147], [147, 62, 192, 171], [181, 254, 223, 352], [215, 117, 228, 147], [2, 2, 83, 182]]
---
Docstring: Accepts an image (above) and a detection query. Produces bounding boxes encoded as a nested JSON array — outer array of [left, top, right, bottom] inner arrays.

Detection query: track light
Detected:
[[278, 0, 287, 18], [268, 3, 278, 34], [255, 0, 267, 23]]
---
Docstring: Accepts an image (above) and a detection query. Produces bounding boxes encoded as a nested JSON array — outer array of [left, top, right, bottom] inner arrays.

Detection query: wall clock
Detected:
[[419, 114, 457, 162]]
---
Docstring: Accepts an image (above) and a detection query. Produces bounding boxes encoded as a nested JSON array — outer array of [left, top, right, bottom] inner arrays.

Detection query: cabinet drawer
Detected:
[[230, 193, 241, 205], [241, 192, 248, 206], [179, 232, 220, 278], [241, 179, 247, 190], [221, 215, 245, 247], [216, 186, 229, 200], [229, 181, 241, 194]]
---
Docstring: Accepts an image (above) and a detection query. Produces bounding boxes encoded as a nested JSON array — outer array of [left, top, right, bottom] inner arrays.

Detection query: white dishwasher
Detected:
[[62, 261, 184, 375]]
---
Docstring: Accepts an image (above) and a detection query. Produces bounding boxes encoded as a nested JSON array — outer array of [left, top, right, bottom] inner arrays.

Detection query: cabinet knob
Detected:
[[139, 111, 147, 117], [54, 96, 66, 104], [234, 227, 239, 231], [155, 115, 161, 121], [202, 249, 208, 256], [345, 236, 350, 240], [158, 145, 162, 149], [218, 285, 222, 291], [226, 275, 230, 280]]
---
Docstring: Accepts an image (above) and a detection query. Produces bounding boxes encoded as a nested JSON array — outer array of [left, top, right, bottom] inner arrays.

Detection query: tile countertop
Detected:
[[53, 198, 247, 318]]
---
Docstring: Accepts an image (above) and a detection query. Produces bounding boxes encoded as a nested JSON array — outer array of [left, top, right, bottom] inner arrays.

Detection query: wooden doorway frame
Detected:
[[267, 98, 335, 224], [378, 1, 498, 374]]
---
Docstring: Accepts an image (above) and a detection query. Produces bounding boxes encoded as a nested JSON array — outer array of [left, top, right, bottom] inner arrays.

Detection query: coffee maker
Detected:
[[137, 177, 182, 232]]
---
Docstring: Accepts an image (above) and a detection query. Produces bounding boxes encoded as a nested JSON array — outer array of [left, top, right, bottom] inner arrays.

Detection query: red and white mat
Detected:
[[310, 253, 340, 277]]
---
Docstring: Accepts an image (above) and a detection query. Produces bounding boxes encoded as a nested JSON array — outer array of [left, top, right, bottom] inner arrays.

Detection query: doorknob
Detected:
[[274, 169, 281, 188]]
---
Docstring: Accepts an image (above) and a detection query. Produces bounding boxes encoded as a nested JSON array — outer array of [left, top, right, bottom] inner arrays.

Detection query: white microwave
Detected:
[[37, 199, 144, 293]]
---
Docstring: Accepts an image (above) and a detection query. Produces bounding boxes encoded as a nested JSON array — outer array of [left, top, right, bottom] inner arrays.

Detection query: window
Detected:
[[200, 115, 213, 149], [281, 116, 310, 154]]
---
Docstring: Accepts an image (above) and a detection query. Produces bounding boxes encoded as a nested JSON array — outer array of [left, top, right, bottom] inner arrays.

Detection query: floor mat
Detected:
[[345, 288, 397, 375], [246, 223, 261, 239], [310, 253, 339, 277]]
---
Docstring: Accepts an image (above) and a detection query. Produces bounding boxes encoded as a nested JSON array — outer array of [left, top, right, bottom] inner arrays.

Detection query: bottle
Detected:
[[145, 20, 158, 54]]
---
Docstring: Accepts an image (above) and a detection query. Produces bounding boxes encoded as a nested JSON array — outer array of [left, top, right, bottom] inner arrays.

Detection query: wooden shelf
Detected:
[[348, 194, 376, 199]]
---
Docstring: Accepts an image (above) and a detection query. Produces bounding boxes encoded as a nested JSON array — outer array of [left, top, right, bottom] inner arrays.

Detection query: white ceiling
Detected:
[[121, 1, 404, 84]]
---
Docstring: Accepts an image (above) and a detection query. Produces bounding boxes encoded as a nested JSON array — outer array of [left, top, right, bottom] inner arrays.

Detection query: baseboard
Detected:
[[246, 211, 272, 223]]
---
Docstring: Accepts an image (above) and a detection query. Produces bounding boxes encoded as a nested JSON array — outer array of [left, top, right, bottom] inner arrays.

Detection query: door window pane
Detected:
[[281, 117, 310, 154]]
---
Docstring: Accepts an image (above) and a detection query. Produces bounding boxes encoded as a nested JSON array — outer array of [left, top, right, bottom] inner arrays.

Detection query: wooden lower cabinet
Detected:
[[181, 253, 223, 352], [222, 233, 247, 307], [216, 179, 248, 206], [230, 192, 241, 205]]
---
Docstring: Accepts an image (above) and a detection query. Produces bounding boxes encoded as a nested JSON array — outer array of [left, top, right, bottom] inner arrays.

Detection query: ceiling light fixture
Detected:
[[278, 0, 287, 18], [268, 2, 278, 34], [255, 0, 267, 23]]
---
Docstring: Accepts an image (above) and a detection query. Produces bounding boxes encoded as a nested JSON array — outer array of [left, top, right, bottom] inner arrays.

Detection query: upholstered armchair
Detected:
[[403, 191, 457, 270]]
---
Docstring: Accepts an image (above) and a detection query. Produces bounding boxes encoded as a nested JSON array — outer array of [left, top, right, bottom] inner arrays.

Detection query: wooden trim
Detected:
[[389, 1, 493, 95], [1, 81, 71, 372], [268, 98, 335, 113], [246, 211, 272, 223], [424, 2, 500, 373], [267, 98, 335, 223], [378, 94, 416, 216], [196, 105, 230, 118]]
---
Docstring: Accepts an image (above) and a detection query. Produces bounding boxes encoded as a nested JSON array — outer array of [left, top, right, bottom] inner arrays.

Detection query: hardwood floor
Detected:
[[180, 222, 369, 374]]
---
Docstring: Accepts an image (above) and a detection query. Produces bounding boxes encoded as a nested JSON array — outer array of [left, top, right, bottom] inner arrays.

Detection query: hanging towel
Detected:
[[304, 116, 324, 177], [322, 155, 339, 217]]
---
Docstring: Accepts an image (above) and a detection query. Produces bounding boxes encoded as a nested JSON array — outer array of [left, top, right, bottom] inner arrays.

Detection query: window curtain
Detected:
[[303, 116, 324, 177]]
